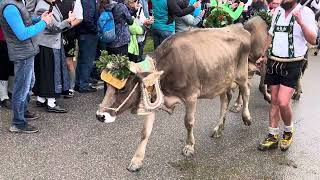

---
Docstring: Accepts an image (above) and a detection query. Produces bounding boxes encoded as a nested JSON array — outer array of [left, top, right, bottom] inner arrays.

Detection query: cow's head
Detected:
[[96, 70, 163, 123]]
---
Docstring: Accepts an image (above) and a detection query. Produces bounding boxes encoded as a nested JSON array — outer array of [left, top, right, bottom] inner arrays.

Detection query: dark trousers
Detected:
[[76, 34, 98, 90], [0, 41, 14, 80]]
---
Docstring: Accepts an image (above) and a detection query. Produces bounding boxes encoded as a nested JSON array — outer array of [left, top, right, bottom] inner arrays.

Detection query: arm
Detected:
[[294, 9, 317, 45], [181, 15, 202, 27], [167, 0, 195, 17], [3, 5, 46, 41], [121, 4, 134, 25], [221, 3, 244, 21], [36, 8, 71, 33]]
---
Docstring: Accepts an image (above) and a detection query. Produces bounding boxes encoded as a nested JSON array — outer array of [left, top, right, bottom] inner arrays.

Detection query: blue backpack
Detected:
[[97, 9, 116, 43]]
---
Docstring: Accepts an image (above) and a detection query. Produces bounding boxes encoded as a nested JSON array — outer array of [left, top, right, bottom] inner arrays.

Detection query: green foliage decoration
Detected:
[[204, 7, 233, 28], [96, 50, 131, 80]]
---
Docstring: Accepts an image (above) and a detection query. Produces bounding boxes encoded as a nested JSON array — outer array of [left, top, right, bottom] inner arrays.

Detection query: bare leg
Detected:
[[212, 92, 229, 138], [66, 57, 76, 90], [127, 112, 155, 172], [277, 85, 295, 126], [269, 85, 281, 128], [182, 97, 197, 157]]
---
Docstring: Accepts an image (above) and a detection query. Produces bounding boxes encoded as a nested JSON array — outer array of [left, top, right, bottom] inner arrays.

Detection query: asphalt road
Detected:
[[0, 54, 320, 180]]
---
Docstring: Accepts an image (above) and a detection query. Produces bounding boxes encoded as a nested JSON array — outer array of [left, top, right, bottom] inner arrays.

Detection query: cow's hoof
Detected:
[[242, 117, 252, 126], [229, 104, 243, 113], [182, 145, 194, 157], [127, 162, 142, 172], [264, 94, 271, 103], [211, 125, 223, 138]]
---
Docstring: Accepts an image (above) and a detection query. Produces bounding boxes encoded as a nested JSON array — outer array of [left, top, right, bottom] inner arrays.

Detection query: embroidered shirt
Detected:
[[268, 4, 317, 58]]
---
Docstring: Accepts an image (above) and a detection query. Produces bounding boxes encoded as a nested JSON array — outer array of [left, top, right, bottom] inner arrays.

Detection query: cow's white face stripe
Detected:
[[96, 111, 116, 123]]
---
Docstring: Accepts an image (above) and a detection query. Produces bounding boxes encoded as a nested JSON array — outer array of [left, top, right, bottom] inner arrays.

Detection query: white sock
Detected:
[[47, 98, 56, 108], [37, 96, 46, 103], [284, 124, 293, 133], [268, 127, 280, 135], [0, 80, 9, 101]]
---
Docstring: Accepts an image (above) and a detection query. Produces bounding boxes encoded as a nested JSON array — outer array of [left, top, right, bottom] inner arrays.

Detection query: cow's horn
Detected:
[[129, 62, 140, 74], [142, 71, 163, 87]]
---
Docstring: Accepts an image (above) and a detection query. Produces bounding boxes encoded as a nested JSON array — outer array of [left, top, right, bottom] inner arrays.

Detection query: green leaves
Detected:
[[96, 50, 131, 80], [204, 8, 233, 28], [253, 11, 272, 28]]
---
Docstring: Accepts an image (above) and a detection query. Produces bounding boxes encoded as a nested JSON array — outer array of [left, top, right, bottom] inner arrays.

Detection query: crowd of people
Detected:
[[0, 0, 319, 152]]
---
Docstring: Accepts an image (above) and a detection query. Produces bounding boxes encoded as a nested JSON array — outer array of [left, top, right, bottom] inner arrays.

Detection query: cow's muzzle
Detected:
[[96, 111, 116, 123]]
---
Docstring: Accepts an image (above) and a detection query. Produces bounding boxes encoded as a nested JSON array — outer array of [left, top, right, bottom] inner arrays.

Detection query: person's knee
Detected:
[[278, 98, 290, 109]]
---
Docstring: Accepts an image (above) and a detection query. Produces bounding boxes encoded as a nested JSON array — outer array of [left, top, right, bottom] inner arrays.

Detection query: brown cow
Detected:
[[95, 17, 267, 172]]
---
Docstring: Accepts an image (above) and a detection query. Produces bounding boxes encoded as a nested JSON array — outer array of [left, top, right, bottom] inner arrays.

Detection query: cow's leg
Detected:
[[160, 96, 182, 114], [212, 91, 230, 138], [239, 81, 252, 126], [182, 97, 197, 157], [259, 62, 271, 103], [230, 91, 243, 113], [127, 112, 155, 172]]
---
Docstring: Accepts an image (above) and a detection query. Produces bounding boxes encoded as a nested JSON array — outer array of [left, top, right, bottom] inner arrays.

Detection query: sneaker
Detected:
[[258, 133, 279, 151], [24, 110, 39, 121], [62, 90, 74, 98], [46, 105, 68, 113], [9, 124, 39, 133], [280, 131, 293, 151], [0, 99, 12, 109], [78, 86, 97, 93]]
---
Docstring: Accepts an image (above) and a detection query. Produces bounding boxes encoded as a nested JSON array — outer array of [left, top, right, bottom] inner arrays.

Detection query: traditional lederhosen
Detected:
[[265, 10, 306, 88]]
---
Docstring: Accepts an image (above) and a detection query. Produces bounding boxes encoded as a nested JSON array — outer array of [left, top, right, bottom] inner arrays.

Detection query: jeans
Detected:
[[152, 29, 174, 49], [76, 34, 98, 90], [12, 57, 34, 125]]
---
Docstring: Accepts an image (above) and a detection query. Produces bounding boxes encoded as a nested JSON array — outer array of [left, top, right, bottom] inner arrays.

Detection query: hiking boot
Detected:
[[9, 124, 39, 134], [24, 110, 39, 121], [258, 133, 279, 151], [280, 131, 293, 151]]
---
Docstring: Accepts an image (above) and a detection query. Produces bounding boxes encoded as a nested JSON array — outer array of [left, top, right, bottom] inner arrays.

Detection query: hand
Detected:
[[41, 12, 53, 24], [293, 9, 303, 26], [199, 10, 205, 18], [239, 2, 245, 6], [67, 11, 76, 23], [193, 1, 201, 8], [256, 56, 266, 67], [231, 3, 239, 9], [41, 11, 49, 19]]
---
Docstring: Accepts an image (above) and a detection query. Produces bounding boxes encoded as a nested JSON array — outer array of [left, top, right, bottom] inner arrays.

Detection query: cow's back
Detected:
[[151, 27, 251, 99]]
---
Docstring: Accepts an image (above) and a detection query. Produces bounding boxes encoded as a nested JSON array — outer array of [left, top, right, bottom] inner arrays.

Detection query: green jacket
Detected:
[[128, 19, 144, 56], [210, 0, 244, 21]]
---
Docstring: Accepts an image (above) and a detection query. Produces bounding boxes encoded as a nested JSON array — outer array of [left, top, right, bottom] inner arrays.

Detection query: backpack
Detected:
[[97, 8, 116, 43]]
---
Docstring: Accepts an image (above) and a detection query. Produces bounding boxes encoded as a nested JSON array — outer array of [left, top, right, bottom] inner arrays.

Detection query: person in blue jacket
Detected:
[[0, 0, 53, 133]]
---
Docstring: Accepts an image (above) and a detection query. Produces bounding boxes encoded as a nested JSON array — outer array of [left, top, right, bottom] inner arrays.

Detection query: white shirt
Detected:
[[311, 0, 320, 10], [244, 0, 253, 11], [73, 0, 83, 19], [268, 4, 318, 57]]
